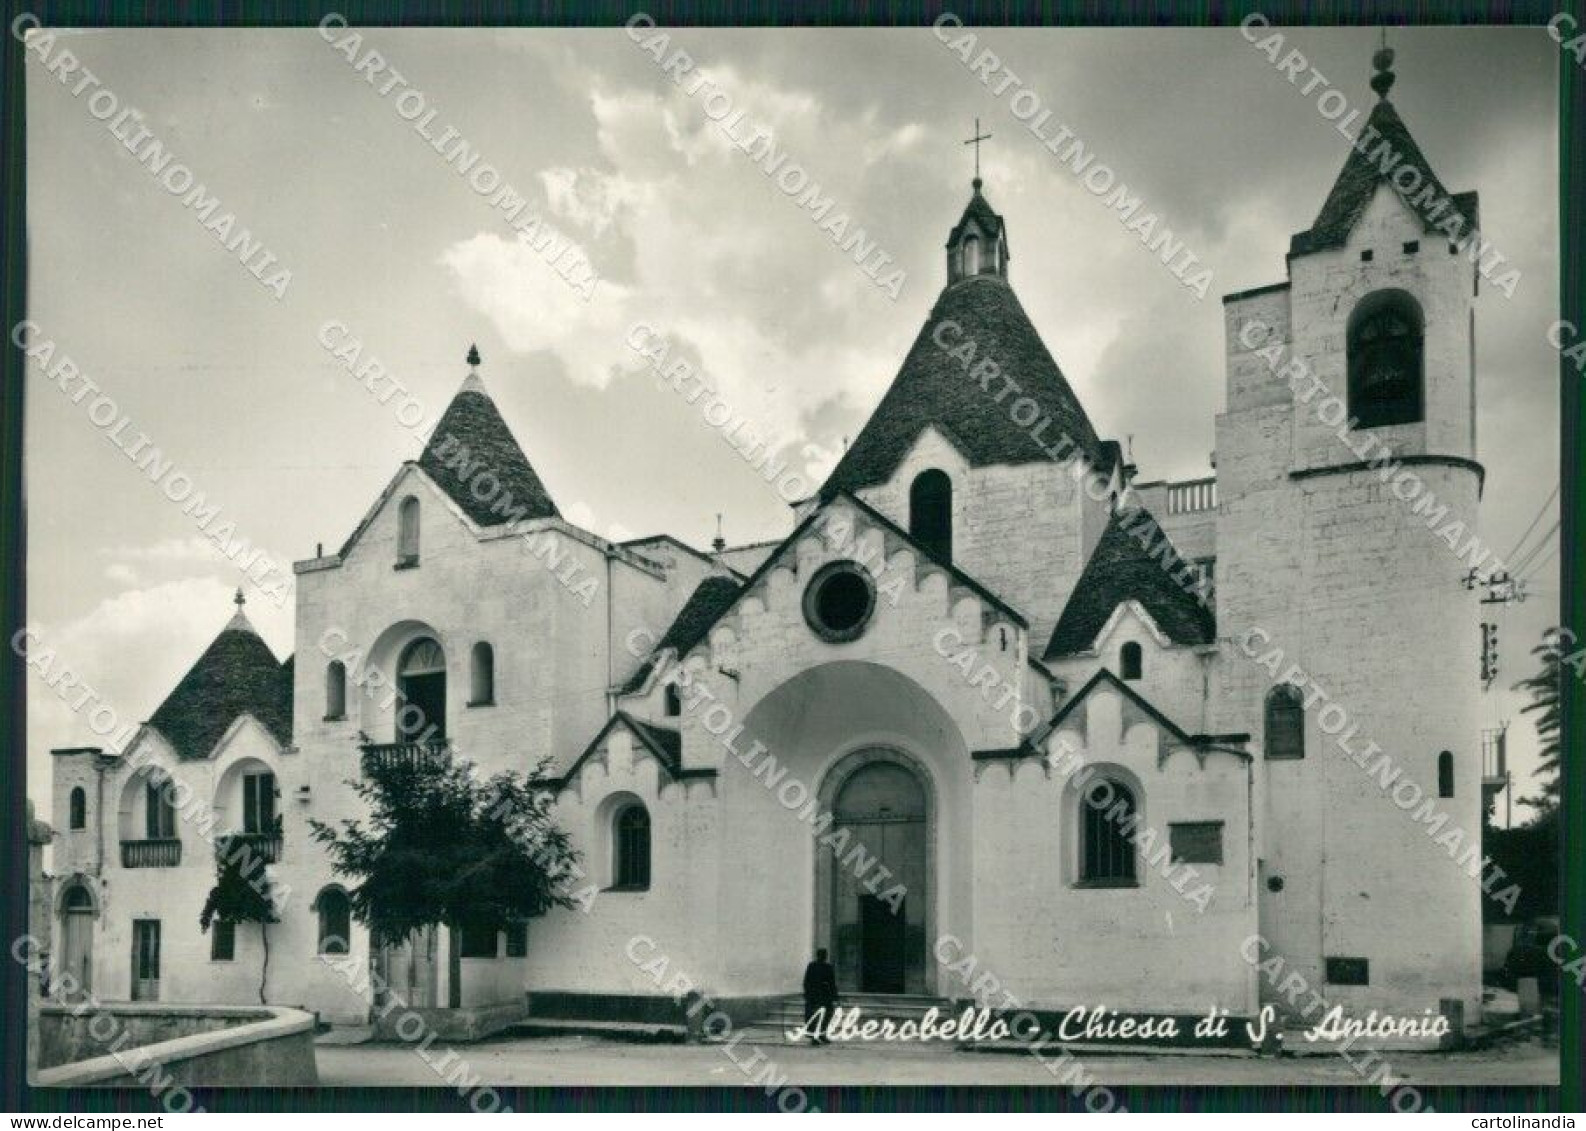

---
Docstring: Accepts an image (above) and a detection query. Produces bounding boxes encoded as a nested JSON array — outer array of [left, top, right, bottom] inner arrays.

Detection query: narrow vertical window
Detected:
[[69, 787, 86, 830], [613, 804, 651, 890], [326, 660, 346, 719], [145, 781, 176, 839], [963, 235, 981, 276], [1120, 641, 1143, 681], [664, 684, 682, 717], [1264, 685, 1306, 760], [242, 772, 276, 835], [211, 919, 236, 961], [1438, 751, 1455, 798], [397, 496, 421, 566], [909, 469, 953, 563], [470, 642, 495, 706]]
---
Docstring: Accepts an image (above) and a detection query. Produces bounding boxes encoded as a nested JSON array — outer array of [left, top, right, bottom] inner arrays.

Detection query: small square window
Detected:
[[211, 919, 236, 962], [1169, 821, 1224, 865], [1325, 956, 1369, 985], [1360, 249, 1374, 262], [1402, 240, 1420, 255]]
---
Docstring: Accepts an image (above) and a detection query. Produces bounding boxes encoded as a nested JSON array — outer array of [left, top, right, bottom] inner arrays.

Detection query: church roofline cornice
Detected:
[[1220, 280, 1290, 305], [1289, 453, 1485, 494]]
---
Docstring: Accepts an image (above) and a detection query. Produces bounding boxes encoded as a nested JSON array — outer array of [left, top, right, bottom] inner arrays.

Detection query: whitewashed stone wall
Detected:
[[857, 427, 1111, 649], [972, 681, 1256, 1012], [1215, 181, 1484, 1021]]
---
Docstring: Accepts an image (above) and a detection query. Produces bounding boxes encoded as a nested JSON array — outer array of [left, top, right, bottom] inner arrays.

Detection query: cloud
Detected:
[[441, 64, 918, 494]]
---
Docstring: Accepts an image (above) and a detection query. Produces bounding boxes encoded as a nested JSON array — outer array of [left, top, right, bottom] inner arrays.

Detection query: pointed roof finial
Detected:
[[225, 587, 254, 632], [1371, 30, 1396, 99], [460, 342, 486, 394]]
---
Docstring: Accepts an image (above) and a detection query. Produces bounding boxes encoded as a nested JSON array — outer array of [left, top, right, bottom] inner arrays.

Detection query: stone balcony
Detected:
[[120, 838, 181, 868], [359, 740, 452, 776]]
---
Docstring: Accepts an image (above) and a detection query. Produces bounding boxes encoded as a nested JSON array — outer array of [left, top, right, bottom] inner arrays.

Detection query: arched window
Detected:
[[1347, 290, 1424, 429], [909, 469, 953, 563], [316, 887, 351, 955], [69, 787, 86, 830], [1264, 685, 1306, 760], [397, 638, 446, 742], [1438, 751, 1455, 798], [664, 684, 682, 717], [397, 496, 421, 565], [963, 235, 981, 276], [1120, 641, 1143, 681], [1081, 782, 1137, 885], [613, 803, 651, 890], [469, 642, 495, 706], [63, 884, 94, 912], [326, 661, 347, 720]]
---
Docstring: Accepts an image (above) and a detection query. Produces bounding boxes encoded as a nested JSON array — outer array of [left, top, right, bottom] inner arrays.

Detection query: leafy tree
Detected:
[[1513, 629, 1565, 817], [310, 755, 581, 1006], [199, 816, 283, 1004], [1483, 809, 1557, 921]]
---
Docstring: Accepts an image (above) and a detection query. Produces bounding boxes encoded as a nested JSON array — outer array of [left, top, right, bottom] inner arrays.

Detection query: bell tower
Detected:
[[946, 120, 1010, 283], [1214, 40, 1485, 1027]]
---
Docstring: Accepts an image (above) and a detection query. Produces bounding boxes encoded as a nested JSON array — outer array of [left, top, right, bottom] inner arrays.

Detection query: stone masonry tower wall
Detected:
[[1215, 171, 1484, 1023]]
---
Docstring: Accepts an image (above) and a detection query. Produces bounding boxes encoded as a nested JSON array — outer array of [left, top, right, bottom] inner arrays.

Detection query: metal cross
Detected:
[[963, 118, 992, 180]]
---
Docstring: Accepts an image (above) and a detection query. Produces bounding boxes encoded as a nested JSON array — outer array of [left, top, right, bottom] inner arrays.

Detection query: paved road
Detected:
[[315, 1034, 1558, 1088]]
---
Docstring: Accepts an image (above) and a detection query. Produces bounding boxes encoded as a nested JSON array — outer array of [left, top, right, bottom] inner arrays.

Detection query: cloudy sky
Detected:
[[23, 24, 1560, 819]]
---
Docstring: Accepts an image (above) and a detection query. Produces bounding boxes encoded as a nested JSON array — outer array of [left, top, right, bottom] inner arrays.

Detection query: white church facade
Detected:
[[46, 53, 1497, 1042]]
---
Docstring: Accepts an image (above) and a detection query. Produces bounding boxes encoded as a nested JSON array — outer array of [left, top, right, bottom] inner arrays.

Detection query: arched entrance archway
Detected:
[[731, 660, 970, 999], [816, 748, 933, 995]]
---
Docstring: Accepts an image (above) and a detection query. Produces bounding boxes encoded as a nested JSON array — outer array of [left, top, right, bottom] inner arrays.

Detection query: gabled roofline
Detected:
[[301, 461, 465, 571], [1085, 600, 1174, 654], [536, 711, 716, 793], [616, 493, 1028, 695], [837, 491, 1028, 626], [299, 462, 665, 580], [1042, 667, 1249, 760], [205, 711, 289, 763], [679, 490, 1028, 655]]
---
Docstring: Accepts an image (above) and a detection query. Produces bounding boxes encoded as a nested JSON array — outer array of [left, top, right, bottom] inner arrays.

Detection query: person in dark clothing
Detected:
[[802, 948, 839, 1045]]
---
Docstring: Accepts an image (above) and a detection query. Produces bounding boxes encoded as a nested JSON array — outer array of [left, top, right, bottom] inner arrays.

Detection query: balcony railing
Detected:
[[361, 740, 452, 776], [219, 832, 283, 865], [1165, 477, 1218, 516], [121, 838, 181, 868]]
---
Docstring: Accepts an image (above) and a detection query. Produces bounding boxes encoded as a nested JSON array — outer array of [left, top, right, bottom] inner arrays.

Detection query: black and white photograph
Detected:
[[5, 7, 1581, 1117]]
